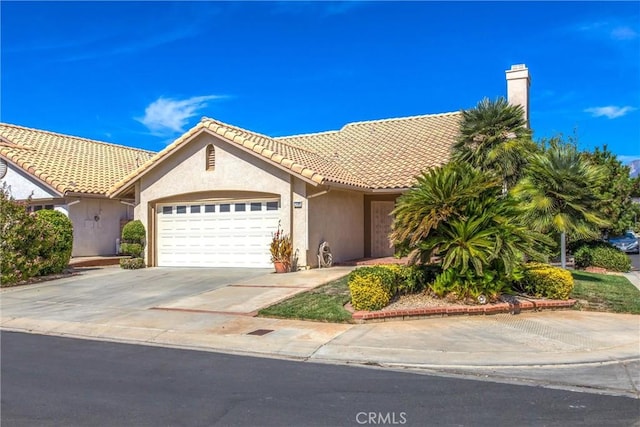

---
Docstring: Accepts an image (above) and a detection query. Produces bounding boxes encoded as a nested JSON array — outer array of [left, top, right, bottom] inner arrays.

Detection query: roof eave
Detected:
[[0, 154, 65, 198]]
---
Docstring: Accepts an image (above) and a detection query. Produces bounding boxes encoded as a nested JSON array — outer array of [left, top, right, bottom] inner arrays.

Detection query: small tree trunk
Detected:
[[560, 232, 567, 269]]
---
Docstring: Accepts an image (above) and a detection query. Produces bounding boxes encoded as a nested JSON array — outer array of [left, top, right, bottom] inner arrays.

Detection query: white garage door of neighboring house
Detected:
[[157, 200, 280, 268]]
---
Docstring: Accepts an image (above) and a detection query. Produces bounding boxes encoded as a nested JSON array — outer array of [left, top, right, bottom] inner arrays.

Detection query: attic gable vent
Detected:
[[0, 159, 7, 179], [206, 144, 215, 171]]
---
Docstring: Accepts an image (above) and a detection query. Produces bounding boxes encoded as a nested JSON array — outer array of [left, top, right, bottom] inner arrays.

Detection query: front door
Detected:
[[371, 201, 395, 258]]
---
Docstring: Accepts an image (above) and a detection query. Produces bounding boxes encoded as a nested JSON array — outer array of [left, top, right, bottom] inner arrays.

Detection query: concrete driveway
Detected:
[[1, 267, 270, 310]]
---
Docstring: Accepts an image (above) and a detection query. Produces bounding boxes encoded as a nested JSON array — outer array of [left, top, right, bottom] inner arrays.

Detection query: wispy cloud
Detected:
[[571, 20, 639, 41], [271, 1, 366, 17], [584, 105, 636, 119], [61, 27, 200, 62], [137, 95, 226, 136], [611, 26, 638, 40]]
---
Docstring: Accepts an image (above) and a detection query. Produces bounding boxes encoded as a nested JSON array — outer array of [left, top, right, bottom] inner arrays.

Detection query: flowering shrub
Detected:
[[349, 274, 391, 311], [517, 262, 574, 300], [269, 221, 292, 267]]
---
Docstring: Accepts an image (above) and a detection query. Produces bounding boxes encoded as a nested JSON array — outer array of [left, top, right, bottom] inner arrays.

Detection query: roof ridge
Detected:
[[0, 122, 156, 155], [275, 129, 341, 140], [274, 111, 462, 139], [342, 110, 461, 128], [200, 116, 273, 140], [201, 116, 327, 157]]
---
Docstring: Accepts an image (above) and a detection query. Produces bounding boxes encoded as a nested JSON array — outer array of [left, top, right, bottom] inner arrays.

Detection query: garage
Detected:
[[156, 200, 280, 268]]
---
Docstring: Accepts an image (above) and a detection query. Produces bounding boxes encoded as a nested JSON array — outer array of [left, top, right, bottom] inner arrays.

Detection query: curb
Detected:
[[350, 299, 577, 322]]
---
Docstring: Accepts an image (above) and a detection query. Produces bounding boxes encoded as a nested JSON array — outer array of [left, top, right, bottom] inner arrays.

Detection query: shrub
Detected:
[[1, 188, 47, 285], [119, 243, 143, 259], [573, 244, 631, 272], [120, 220, 146, 269], [34, 209, 73, 275], [430, 266, 516, 301], [518, 262, 574, 300], [120, 258, 146, 269], [349, 274, 391, 311], [349, 265, 400, 296], [122, 220, 146, 244]]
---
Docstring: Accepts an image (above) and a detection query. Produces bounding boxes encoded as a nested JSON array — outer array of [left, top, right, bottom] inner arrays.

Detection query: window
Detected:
[[162, 206, 172, 214], [30, 204, 54, 212], [235, 203, 246, 212], [220, 204, 230, 212], [266, 201, 279, 211], [176, 206, 187, 214], [205, 205, 215, 213], [190, 205, 201, 214], [206, 144, 215, 171], [250, 202, 262, 212]]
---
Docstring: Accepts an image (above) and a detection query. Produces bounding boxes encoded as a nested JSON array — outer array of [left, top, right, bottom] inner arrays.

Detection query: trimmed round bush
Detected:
[[119, 243, 143, 258], [349, 274, 391, 311], [120, 220, 146, 269], [35, 209, 73, 275], [574, 245, 631, 272], [122, 220, 145, 244], [519, 262, 574, 300]]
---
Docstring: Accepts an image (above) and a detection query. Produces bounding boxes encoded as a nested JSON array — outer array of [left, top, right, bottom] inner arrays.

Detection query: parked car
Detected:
[[607, 231, 639, 254]]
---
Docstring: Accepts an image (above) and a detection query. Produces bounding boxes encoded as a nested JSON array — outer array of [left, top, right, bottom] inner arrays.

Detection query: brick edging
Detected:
[[349, 299, 577, 322]]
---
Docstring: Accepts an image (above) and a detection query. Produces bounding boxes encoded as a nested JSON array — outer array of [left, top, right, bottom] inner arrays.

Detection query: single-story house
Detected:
[[108, 65, 531, 269], [0, 124, 155, 257]]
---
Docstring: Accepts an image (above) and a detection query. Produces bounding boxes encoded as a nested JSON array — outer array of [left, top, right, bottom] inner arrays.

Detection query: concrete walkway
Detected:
[[1, 266, 639, 399]]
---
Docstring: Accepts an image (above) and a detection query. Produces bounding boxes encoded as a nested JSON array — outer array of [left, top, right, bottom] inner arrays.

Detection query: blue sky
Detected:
[[2, 1, 639, 163]]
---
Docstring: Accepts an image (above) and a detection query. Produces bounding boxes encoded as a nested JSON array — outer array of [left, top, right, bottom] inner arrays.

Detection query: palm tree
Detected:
[[452, 97, 537, 191], [511, 138, 609, 268], [391, 162, 548, 299], [390, 162, 500, 259]]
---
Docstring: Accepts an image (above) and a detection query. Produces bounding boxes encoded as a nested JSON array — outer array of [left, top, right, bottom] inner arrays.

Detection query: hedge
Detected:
[[519, 262, 574, 300], [573, 244, 631, 272], [35, 209, 73, 275]]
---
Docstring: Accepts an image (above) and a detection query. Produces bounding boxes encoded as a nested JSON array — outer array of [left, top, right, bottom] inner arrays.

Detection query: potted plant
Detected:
[[270, 221, 293, 273]]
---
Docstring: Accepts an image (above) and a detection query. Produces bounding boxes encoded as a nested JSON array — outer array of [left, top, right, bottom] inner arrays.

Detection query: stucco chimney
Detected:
[[505, 64, 530, 128]]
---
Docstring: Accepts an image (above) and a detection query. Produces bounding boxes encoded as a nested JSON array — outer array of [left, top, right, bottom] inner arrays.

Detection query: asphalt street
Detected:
[[629, 253, 640, 270], [1, 332, 638, 427]]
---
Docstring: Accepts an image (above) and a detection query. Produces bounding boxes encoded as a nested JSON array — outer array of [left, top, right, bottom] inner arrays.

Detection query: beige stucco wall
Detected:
[[68, 197, 132, 256], [307, 188, 364, 266], [291, 178, 309, 267], [135, 132, 294, 265], [1, 163, 59, 200]]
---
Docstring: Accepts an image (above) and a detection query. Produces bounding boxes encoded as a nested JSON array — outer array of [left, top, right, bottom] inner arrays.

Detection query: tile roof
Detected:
[[109, 111, 461, 196], [0, 123, 155, 196], [278, 112, 461, 189]]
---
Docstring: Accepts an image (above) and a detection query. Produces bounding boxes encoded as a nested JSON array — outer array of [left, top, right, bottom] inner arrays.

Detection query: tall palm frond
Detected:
[[452, 97, 535, 189]]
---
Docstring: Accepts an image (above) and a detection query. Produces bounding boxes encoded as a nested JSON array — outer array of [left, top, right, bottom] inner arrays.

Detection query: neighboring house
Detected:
[[0, 124, 155, 257], [109, 65, 531, 269]]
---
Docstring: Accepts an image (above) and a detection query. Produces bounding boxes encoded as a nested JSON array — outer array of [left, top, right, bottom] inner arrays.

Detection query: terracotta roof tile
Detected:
[[278, 112, 461, 189], [109, 111, 461, 196], [0, 123, 155, 196]]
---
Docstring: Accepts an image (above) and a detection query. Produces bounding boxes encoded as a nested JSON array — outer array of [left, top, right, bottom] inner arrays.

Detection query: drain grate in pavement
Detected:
[[247, 329, 274, 336]]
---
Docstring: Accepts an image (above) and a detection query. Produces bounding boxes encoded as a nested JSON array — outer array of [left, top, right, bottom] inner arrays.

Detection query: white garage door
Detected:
[[157, 200, 280, 268]]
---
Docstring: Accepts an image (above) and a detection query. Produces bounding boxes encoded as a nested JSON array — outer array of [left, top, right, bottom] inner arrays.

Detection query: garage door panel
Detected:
[[157, 201, 280, 268]]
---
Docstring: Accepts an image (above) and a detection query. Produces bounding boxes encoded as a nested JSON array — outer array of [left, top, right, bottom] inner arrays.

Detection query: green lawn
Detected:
[[258, 275, 353, 323], [259, 270, 640, 322], [571, 271, 640, 314]]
